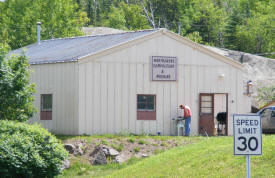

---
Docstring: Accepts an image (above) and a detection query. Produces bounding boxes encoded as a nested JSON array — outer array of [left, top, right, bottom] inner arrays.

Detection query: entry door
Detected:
[[199, 94, 214, 136]]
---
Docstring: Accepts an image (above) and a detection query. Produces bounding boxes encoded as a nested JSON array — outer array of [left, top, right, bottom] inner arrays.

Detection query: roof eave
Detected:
[[162, 30, 244, 69]]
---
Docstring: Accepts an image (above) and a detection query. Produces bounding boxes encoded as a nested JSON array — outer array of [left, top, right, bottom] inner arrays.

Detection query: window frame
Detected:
[[40, 94, 53, 120], [137, 94, 156, 111], [137, 94, 156, 121]]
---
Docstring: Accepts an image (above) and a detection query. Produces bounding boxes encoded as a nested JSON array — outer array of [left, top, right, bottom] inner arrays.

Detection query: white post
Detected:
[[37, 22, 41, 44], [246, 155, 250, 178]]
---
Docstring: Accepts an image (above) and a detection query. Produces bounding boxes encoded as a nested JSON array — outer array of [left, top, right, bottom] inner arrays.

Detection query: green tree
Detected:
[[120, 2, 150, 30], [0, 0, 89, 50], [185, 31, 203, 43], [258, 85, 275, 106], [186, 0, 228, 47], [235, 1, 275, 57], [103, 5, 127, 30], [0, 44, 36, 122]]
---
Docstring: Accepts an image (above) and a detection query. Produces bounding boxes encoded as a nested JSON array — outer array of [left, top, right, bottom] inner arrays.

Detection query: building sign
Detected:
[[233, 114, 262, 155], [151, 56, 177, 81]]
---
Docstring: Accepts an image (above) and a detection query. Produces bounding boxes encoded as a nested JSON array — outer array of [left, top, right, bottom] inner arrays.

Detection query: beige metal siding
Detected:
[[78, 34, 250, 135], [29, 62, 79, 135]]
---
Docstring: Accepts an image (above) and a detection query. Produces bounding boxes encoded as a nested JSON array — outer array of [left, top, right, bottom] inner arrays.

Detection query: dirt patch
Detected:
[[63, 137, 189, 164]]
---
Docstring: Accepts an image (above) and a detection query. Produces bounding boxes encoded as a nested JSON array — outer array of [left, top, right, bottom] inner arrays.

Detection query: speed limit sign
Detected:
[[233, 114, 262, 155]]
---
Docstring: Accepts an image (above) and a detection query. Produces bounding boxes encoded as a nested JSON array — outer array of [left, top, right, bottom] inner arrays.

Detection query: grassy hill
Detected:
[[59, 135, 275, 178]]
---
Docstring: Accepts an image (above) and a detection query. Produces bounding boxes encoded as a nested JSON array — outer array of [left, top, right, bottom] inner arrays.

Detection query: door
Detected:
[[199, 94, 214, 136]]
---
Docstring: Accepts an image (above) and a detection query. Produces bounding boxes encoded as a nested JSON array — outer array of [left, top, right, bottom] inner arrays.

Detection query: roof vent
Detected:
[[37, 22, 41, 44]]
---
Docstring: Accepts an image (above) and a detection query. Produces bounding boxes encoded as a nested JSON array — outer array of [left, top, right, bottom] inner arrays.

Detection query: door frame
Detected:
[[199, 93, 229, 136]]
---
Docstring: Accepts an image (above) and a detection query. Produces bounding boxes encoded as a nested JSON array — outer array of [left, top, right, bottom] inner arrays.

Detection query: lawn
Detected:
[[58, 135, 275, 178]]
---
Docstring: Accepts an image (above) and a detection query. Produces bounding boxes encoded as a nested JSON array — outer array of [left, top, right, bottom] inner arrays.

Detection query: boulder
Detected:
[[102, 145, 110, 156], [89, 146, 107, 165], [74, 147, 84, 156], [101, 145, 119, 156], [61, 159, 70, 170], [75, 139, 86, 148], [64, 144, 75, 154], [114, 155, 124, 163], [109, 148, 119, 156]]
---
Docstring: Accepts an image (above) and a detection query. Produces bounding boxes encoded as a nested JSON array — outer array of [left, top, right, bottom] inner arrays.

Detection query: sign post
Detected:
[[233, 114, 262, 178]]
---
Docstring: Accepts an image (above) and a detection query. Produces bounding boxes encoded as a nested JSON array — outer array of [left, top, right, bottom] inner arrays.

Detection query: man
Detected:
[[180, 105, 191, 136]]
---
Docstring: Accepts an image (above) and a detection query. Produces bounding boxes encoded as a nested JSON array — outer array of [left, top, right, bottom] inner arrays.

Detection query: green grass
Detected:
[[133, 147, 140, 153], [57, 157, 141, 178], [127, 138, 135, 143], [138, 139, 146, 145], [108, 135, 275, 178], [111, 143, 124, 152], [57, 135, 275, 178]]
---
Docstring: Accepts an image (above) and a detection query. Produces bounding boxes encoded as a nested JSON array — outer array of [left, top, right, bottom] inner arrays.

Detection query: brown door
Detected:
[[199, 94, 214, 136]]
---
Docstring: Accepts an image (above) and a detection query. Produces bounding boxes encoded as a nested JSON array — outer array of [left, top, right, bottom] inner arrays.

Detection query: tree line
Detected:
[[0, 0, 274, 58]]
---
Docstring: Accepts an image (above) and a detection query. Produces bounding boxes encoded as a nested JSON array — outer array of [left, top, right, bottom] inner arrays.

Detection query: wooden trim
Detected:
[[137, 111, 156, 120]]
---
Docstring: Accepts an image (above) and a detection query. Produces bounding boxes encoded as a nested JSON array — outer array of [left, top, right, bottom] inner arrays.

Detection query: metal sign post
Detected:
[[233, 114, 262, 178], [246, 155, 250, 178]]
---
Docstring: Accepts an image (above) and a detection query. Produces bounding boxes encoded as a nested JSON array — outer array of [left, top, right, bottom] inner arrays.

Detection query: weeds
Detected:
[[111, 143, 124, 152], [128, 138, 135, 143], [133, 147, 140, 153], [138, 140, 146, 145]]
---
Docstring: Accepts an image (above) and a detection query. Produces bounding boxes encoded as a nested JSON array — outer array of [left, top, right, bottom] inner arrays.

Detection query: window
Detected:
[[41, 94, 52, 120], [137, 95, 155, 111], [200, 95, 213, 114], [137, 95, 156, 120], [262, 108, 271, 118]]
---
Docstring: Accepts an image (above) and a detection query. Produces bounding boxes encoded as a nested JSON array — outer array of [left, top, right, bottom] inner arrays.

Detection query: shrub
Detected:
[[138, 140, 146, 145], [0, 120, 68, 178], [111, 143, 124, 152], [133, 147, 140, 153], [127, 138, 135, 143]]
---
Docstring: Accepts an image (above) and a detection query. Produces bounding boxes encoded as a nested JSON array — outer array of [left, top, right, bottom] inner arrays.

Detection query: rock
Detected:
[[101, 145, 119, 156], [102, 145, 110, 156], [74, 147, 84, 156], [89, 146, 107, 165], [109, 148, 119, 156], [114, 155, 124, 163], [61, 159, 70, 170], [64, 144, 75, 154], [75, 140, 86, 148], [142, 154, 148, 158]]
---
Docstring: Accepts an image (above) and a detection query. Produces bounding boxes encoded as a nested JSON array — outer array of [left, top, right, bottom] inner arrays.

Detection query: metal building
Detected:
[[11, 29, 251, 136]]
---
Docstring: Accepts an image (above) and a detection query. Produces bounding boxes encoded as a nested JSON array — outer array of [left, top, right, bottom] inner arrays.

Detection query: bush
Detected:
[[0, 45, 36, 122], [0, 120, 68, 178]]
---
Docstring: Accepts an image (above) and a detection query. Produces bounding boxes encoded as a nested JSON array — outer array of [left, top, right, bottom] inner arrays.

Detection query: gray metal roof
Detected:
[[10, 29, 159, 64]]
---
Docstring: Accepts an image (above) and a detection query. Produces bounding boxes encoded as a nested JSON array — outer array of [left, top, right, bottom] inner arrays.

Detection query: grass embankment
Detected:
[[58, 135, 275, 178]]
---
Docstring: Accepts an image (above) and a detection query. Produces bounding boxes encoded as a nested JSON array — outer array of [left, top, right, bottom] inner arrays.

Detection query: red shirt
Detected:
[[184, 106, 191, 117]]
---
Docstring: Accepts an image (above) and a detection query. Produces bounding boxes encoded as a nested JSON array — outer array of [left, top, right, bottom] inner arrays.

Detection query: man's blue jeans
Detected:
[[185, 117, 191, 136]]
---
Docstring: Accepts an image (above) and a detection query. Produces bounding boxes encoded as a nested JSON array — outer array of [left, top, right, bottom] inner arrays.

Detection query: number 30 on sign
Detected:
[[233, 114, 262, 155]]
